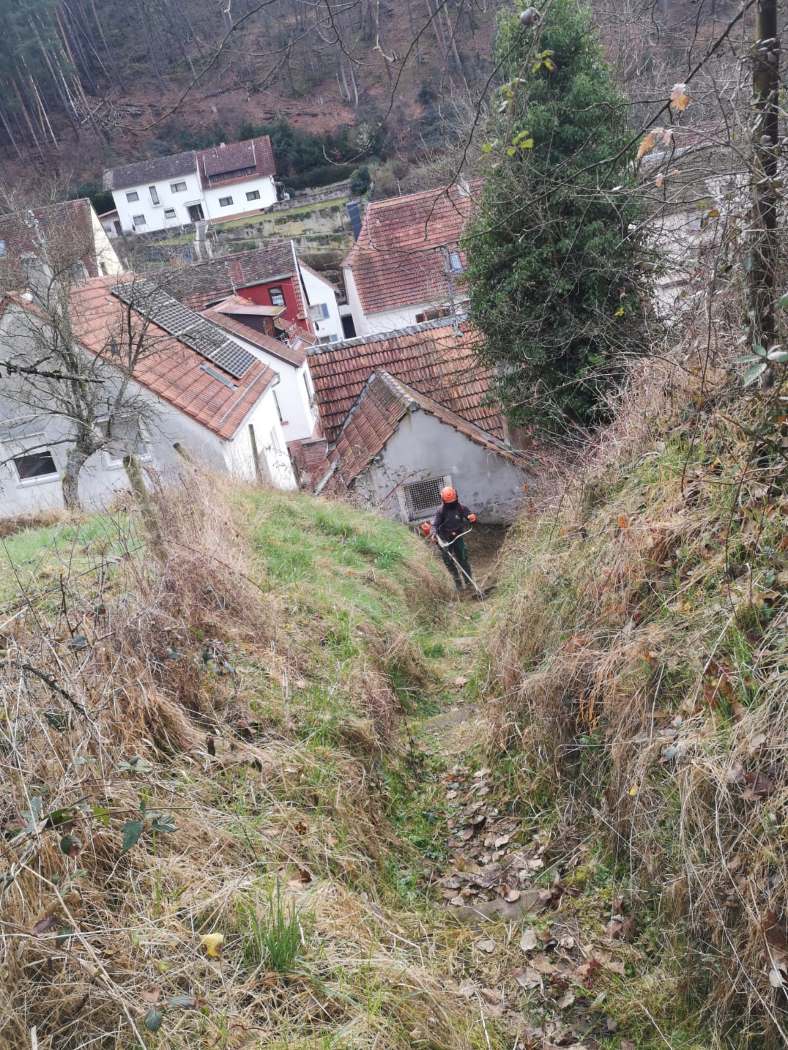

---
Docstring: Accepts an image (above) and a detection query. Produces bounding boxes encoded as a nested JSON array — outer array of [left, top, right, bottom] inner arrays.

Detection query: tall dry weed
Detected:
[[483, 343, 787, 1043]]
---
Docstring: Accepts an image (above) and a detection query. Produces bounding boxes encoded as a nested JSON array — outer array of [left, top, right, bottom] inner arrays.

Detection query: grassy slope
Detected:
[[478, 364, 786, 1048], [0, 486, 503, 1050]]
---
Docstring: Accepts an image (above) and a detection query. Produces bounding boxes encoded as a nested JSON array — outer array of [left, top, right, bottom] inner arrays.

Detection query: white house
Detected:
[[202, 295, 318, 442], [320, 371, 527, 524], [103, 136, 278, 236], [342, 182, 478, 337], [300, 262, 344, 344], [0, 276, 297, 516]]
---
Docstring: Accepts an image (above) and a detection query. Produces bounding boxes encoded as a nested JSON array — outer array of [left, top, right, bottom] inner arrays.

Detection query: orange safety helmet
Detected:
[[440, 485, 457, 503]]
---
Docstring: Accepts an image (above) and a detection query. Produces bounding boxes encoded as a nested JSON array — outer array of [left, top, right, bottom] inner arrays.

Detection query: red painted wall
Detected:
[[239, 278, 313, 333]]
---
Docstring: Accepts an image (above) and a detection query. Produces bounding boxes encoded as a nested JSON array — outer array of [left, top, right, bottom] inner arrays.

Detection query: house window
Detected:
[[126, 191, 139, 202], [164, 208, 176, 219], [309, 303, 330, 321], [448, 250, 464, 273], [0, 239, 6, 257], [219, 196, 234, 207], [171, 181, 187, 193], [246, 190, 261, 201], [272, 389, 285, 423], [269, 287, 285, 307], [132, 214, 146, 226], [149, 185, 160, 205], [402, 476, 451, 520], [13, 450, 58, 483]]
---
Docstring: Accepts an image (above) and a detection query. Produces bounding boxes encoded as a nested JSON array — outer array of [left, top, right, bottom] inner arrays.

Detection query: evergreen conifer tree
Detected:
[[464, 0, 649, 432]]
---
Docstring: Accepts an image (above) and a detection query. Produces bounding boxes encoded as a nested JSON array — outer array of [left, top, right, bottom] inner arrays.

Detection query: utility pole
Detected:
[[749, 0, 780, 364]]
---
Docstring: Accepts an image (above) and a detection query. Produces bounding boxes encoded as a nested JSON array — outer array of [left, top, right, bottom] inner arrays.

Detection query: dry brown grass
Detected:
[[481, 343, 787, 1045], [0, 477, 488, 1050]]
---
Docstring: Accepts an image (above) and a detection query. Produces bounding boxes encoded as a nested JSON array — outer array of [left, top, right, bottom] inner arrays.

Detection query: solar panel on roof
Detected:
[[113, 280, 256, 381]]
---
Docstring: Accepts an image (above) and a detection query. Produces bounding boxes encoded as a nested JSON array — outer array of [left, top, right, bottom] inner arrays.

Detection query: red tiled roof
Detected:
[[308, 318, 501, 444], [198, 136, 276, 187], [332, 372, 412, 484], [333, 371, 518, 486], [62, 277, 277, 440], [343, 182, 479, 315], [161, 241, 298, 311], [202, 306, 306, 367], [0, 199, 98, 292], [288, 435, 330, 488]]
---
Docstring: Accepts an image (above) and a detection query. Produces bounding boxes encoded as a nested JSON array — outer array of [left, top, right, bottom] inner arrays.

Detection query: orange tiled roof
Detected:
[[343, 182, 479, 315], [307, 317, 501, 444], [333, 371, 518, 486], [332, 372, 412, 485], [63, 277, 277, 440]]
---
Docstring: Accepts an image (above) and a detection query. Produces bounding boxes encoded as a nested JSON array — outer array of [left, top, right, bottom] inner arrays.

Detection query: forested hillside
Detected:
[[0, 0, 741, 192]]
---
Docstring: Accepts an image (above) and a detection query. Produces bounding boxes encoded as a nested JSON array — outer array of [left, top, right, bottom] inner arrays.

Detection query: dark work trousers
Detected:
[[440, 537, 472, 589]]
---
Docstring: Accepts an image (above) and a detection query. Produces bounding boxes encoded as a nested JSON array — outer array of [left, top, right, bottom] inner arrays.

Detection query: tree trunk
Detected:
[[62, 444, 91, 509], [749, 0, 779, 361]]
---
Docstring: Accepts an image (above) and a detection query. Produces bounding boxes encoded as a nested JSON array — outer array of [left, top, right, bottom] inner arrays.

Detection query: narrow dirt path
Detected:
[[408, 528, 628, 1049]]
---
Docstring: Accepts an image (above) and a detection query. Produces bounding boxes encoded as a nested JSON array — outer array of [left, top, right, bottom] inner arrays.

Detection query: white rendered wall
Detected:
[[210, 328, 317, 441], [111, 171, 203, 234], [0, 307, 294, 516], [300, 266, 343, 342], [341, 265, 446, 337], [224, 387, 297, 490], [352, 408, 527, 524], [90, 210, 125, 275], [113, 174, 277, 234], [201, 176, 277, 222]]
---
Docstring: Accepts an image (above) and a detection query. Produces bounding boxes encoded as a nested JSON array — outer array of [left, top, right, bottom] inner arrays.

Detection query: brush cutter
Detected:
[[419, 523, 485, 600]]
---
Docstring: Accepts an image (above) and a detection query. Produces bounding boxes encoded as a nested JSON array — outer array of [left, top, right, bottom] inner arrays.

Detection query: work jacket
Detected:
[[431, 500, 473, 543]]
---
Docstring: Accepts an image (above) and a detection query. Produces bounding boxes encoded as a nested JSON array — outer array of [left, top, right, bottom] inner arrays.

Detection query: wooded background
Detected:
[[0, 0, 741, 192]]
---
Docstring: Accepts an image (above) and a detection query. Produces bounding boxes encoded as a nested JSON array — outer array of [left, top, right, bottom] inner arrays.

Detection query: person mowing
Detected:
[[429, 486, 477, 591]]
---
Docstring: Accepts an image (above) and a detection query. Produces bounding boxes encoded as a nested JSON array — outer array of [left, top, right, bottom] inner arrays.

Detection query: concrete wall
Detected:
[[300, 266, 343, 343], [351, 407, 528, 524]]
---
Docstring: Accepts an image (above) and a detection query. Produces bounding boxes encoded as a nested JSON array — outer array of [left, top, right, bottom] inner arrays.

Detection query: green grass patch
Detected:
[[0, 514, 132, 604]]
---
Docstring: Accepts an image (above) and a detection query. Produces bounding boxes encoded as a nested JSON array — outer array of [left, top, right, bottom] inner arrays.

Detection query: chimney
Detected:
[[457, 174, 471, 198]]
